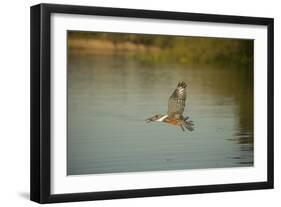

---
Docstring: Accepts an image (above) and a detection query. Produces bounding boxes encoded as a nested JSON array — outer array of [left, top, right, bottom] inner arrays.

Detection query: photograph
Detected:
[[67, 31, 254, 175], [30, 3, 274, 203]]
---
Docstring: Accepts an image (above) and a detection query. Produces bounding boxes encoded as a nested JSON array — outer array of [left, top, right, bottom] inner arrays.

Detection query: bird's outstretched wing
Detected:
[[167, 81, 187, 119]]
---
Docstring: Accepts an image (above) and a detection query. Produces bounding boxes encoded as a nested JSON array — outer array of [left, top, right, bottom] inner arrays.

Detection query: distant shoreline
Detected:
[[68, 34, 253, 66], [68, 38, 160, 54]]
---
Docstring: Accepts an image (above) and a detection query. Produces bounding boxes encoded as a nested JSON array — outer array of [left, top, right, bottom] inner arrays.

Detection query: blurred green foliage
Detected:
[[68, 31, 253, 66]]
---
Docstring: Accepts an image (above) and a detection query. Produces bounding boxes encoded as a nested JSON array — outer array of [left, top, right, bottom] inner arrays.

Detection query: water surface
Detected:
[[67, 53, 253, 175]]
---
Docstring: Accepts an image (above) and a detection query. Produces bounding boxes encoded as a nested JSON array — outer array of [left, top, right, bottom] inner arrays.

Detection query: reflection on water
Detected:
[[67, 53, 253, 175]]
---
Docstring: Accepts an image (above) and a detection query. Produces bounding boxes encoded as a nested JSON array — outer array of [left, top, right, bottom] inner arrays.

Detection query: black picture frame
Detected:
[[30, 3, 274, 204]]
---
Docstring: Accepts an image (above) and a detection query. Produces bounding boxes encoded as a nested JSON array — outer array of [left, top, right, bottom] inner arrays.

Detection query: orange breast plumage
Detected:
[[166, 119, 180, 126]]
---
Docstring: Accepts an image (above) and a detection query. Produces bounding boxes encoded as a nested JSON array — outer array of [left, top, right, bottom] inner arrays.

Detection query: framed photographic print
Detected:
[[30, 3, 274, 203]]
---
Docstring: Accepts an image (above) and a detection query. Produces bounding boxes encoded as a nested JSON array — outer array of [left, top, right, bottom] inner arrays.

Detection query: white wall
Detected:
[[0, 0, 279, 206]]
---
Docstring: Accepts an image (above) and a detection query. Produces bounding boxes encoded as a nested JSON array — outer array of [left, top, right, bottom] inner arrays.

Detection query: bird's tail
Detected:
[[180, 119, 194, 131]]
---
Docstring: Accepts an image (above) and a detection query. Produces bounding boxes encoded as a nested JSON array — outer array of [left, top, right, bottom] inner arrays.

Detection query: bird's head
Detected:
[[145, 114, 168, 123]]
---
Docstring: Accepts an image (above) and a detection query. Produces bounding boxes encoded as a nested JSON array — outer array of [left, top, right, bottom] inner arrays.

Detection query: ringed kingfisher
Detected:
[[145, 81, 194, 131]]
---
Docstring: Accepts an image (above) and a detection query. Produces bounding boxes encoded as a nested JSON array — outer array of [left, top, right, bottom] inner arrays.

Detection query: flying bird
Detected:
[[145, 81, 194, 131]]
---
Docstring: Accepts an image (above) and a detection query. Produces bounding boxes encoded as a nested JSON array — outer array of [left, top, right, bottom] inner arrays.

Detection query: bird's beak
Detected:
[[145, 118, 152, 123]]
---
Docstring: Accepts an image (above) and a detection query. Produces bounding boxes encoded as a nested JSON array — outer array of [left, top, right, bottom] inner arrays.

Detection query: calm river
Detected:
[[67, 53, 253, 175]]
